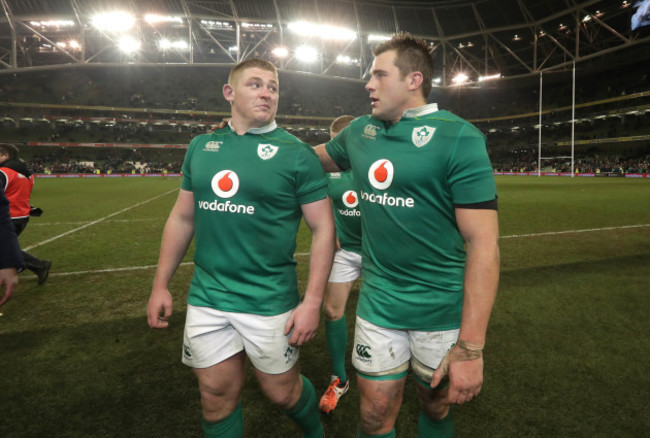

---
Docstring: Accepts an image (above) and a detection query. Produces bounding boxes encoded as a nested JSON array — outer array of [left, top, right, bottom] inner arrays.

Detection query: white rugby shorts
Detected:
[[352, 316, 459, 380], [182, 305, 299, 374], [328, 248, 362, 283]]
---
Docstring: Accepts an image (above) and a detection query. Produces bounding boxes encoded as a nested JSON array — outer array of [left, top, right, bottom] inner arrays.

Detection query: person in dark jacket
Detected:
[[0, 143, 51, 284], [0, 184, 22, 306]]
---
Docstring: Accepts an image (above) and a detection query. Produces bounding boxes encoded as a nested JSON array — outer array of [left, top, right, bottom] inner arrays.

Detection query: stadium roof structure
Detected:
[[0, 0, 649, 85]]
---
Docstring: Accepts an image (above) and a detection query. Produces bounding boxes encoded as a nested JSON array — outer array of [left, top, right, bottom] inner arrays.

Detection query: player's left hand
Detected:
[[433, 353, 484, 405], [284, 301, 320, 346]]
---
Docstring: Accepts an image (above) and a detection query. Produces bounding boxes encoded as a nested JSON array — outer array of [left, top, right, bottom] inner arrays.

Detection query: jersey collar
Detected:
[[402, 103, 439, 119], [228, 120, 278, 134]]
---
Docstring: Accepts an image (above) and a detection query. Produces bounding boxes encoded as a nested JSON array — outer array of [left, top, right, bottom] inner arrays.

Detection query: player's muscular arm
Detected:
[[314, 144, 341, 173], [431, 208, 499, 403], [147, 189, 195, 328], [285, 197, 336, 345]]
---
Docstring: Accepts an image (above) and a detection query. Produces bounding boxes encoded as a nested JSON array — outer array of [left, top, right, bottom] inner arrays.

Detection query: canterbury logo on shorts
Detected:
[[356, 344, 372, 359]]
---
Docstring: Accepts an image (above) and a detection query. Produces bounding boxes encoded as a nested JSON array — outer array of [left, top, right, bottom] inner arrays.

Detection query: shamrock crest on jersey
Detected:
[[412, 126, 435, 148], [258, 143, 279, 160]]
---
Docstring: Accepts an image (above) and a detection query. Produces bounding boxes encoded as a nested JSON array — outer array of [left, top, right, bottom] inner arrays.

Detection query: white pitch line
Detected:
[[23, 188, 178, 251], [30, 218, 158, 226], [51, 262, 193, 277], [43, 224, 650, 278], [500, 223, 650, 239]]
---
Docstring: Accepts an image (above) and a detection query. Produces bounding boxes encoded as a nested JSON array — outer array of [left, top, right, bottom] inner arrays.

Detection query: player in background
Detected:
[[314, 33, 500, 438], [0, 185, 22, 306], [0, 143, 51, 285], [147, 59, 335, 438], [318, 115, 361, 414]]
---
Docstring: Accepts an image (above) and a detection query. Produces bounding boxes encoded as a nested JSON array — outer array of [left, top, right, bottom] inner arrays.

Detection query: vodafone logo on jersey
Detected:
[[198, 170, 255, 215], [211, 170, 239, 198], [368, 159, 394, 190], [339, 190, 361, 217], [362, 159, 415, 208], [342, 190, 359, 208]]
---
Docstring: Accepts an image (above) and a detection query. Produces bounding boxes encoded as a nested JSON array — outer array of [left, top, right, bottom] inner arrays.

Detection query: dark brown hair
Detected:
[[372, 32, 433, 98]]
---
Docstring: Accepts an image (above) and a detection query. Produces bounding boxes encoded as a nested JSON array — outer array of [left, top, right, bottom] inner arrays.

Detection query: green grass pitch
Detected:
[[1, 176, 649, 437]]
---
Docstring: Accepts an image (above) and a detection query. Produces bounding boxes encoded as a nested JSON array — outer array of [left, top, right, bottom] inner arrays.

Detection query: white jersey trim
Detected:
[[227, 120, 278, 134], [402, 103, 439, 119]]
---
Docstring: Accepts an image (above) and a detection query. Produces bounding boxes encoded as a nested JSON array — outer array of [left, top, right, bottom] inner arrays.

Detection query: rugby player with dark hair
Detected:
[[315, 33, 500, 438]]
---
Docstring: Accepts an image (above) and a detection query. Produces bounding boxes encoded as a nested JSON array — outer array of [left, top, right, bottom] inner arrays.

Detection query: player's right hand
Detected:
[[147, 287, 173, 328], [0, 267, 19, 307]]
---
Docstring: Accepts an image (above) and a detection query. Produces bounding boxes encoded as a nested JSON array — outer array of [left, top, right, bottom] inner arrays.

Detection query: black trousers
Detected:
[[12, 217, 48, 273]]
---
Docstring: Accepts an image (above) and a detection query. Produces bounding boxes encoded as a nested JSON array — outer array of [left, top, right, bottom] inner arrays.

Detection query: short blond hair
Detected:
[[330, 115, 354, 137], [228, 59, 278, 87]]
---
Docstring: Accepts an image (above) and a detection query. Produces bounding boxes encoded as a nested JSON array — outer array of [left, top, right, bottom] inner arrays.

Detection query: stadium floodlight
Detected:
[[452, 73, 469, 85], [368, 34, 391, 42], [242, 22, 273, 30], [145, 14, 183, 25], [159, 38, 172, 50], [272, 47, 289, 58], [201, 20, 234, 30], [582, 15, 593, 23], [158, 39, 188, 51], [29, 20, 75, 28], [295, 45, 318, 63], [478, 73, 501, 82], [229, 46, 239, 53], [92, 12, 135, 32], [288, 21, 356, 41], [336, 55, 358, 65], [118, 36, 140, 54]]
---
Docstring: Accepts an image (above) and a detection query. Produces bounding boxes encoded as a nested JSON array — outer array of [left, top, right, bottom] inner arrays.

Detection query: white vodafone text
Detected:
[[360, 191, 415, 208], [198, 199, 255, 215]]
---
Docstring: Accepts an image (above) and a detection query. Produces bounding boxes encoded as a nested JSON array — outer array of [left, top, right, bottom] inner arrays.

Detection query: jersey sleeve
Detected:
[[325, 125, 352, 171], [447, 124, 497, 205], [180, 136, 200, 191], [295, 145, 329, 205]]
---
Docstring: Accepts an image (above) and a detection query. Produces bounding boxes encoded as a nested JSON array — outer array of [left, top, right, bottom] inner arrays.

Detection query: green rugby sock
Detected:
[[201, 402, 243, 438], [285, 375, 324, 438], [325, 315, 348, 383], [418, 409, 454, 438], [357, 428, 396, 437]]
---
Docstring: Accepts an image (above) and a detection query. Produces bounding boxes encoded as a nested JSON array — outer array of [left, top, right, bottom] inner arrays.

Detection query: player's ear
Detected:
[[408, 71, 424, 92], [223, 84, 235, 103]]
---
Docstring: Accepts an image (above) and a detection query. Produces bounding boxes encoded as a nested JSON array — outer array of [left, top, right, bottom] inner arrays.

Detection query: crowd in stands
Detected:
[[22, 145, 185, 175], [491, 154, 650, 174], [1, 56, 649, 175]]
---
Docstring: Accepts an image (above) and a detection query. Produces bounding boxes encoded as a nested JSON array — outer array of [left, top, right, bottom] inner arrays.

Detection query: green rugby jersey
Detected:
[[325, 104, 497, 330], [327, 170, 362, 255], [181, 122, 328, 315]]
